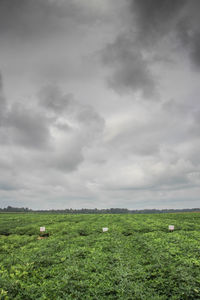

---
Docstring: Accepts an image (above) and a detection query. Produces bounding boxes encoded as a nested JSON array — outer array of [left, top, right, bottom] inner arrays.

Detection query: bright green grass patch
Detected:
[[0, 213, 200, 299]]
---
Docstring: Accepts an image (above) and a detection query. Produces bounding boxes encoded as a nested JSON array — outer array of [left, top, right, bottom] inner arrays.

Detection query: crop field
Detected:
[[1, 213, 200, 300]]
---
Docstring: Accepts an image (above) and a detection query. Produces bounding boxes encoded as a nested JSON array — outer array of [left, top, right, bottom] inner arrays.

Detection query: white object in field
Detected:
[[40, 227, 45, 232], [102, 227, 108, 232], [168, 225, 174, 231]]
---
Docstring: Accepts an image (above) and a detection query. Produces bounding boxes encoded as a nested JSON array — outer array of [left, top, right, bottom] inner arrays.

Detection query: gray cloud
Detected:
[[177, 20, 200, 67], [101, 0, 200, 97], [5, 103, 50, 149], [189, 33, 200, 66], [100, 1, 184, 97], [131, 0, 187, 45], [0, 2, 200, 209], [173, 1, 200, 67], [38, 85, 73, 114], [36, 85, 105, 172], [102, 35, 156, 97], [103, 97, 200, 191], [0, 74, 7, 122], [0, 0, 104, 40], [0, 75, 50, 149], [131, 0, 200, 68], [0, 80, 105, 175]]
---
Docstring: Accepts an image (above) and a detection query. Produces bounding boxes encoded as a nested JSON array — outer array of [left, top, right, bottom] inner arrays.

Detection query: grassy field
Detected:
[[0, 213, 200, 299]]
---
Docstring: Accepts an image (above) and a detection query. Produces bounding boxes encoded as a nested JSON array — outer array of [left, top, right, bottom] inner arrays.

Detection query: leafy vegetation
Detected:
[[0, 213, 200, 299]]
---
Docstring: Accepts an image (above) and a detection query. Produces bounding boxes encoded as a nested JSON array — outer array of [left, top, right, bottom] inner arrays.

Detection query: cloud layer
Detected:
[[0, 0, 200, 209]]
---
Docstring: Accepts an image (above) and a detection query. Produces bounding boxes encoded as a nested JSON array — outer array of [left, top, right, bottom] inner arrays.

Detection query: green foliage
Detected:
[[0, 213, 200, 299]]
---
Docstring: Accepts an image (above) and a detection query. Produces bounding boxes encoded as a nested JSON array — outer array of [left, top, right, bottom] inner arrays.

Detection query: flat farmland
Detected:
[[1, 213, 200, 300]]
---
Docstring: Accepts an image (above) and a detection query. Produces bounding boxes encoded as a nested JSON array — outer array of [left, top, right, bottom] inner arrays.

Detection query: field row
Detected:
[[1, 213, 200, 299]]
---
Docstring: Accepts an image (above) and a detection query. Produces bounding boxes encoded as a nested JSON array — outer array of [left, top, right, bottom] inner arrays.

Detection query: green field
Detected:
[[1, 213, 200, 299]]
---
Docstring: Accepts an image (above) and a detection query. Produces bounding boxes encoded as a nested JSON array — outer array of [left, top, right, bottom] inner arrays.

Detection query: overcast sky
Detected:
[[0, 0, 200, 209]]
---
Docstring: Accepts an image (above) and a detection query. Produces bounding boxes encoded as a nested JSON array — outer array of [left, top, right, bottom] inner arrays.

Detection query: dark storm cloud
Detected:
[[0, 74, 50, 148], [0, 73, 8, 143], [102, 35, 155, 96], [38, 85, 104, 129], [131, 0, 187, 44], [177, 20, 200, 67], [189, 33, 200, 67], [173, 0, 200, 67], [0, 78, 104, 175], [131, 0, 200, 67], [0, 81, 105, 177], [103, 0, 200, 96], [0, 0, 105, 40], [5, 103, 50, 149], [38, 85, 73, 114], [0, 0, 61, 38], [37, 85, 105, 172], [0, 73, 2, 90], [38, 85, 105, 132], [0, 73, 7, 120], [101, 0, 186, 96]]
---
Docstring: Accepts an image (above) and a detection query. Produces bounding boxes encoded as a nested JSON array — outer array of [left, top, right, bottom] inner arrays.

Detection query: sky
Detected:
[[0, 0, 200, 209]]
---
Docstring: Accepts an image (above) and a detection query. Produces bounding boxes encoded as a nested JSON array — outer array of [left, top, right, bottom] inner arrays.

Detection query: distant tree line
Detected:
[[0, 206, 31, 212], [0, 206, 200, 214]]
